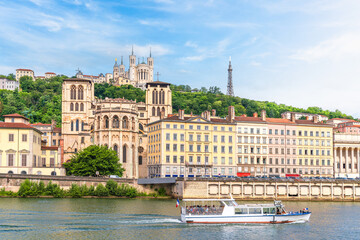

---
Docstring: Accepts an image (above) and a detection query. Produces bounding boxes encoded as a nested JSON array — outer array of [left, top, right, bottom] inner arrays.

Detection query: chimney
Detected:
[[211, 109, 216, 117], [205, 110, 211, 121], [313, 115, 319, 123], [253, 112, 258, 118], [261, 110, 266, 121], [51, 119, 56, 129], [201, 112, 205, 118], [241, 114, 247, 117], [178, 109, 184, 120], [228, 106, 235, 122], [291, 113, 296, 123]]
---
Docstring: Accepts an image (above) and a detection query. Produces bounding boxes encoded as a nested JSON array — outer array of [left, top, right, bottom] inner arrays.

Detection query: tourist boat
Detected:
[[180, 198, 311, 224]]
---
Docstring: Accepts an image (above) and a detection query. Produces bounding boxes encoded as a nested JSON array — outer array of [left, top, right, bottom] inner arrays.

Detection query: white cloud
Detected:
[[184, 41, 198, 48], [290, 33, 360, 62]]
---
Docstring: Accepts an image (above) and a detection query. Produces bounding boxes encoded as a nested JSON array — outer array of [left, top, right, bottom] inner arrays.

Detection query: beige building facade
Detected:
[[16, 68, 34, 81]]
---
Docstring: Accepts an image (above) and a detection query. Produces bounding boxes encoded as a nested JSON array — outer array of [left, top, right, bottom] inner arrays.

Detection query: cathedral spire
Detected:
[[121, 56, 123, 65], [150, 47, 152, 57], [132, 45, 134, 55]]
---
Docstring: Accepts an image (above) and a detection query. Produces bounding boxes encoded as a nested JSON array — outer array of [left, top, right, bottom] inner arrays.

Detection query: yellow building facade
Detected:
[[147, 110, 236, 177], [0, 114, 64, 175]]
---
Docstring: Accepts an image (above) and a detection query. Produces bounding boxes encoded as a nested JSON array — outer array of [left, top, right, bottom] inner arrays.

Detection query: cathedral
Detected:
[[61, 76, 172, 178], [112, 47, 154, 90]]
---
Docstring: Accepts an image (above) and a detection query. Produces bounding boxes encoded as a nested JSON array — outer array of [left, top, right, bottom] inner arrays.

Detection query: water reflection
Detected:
[[0, 199, 359, 239]]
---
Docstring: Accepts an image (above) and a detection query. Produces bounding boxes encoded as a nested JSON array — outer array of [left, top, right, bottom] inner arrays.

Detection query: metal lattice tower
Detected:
[[227, 56, 234, 96]]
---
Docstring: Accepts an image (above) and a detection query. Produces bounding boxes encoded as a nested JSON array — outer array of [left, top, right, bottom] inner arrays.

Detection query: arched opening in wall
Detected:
[[162, 107, 165, 115], [159, 89, 162, 104], [113, 144, 118, 154], [76, 119, 79, 131], [97, 116, 100, 130], [152, 107, 155, 116], [132, 117, 135, 130], [112, 116, 119, 128], [157, 107, 161, 116], [122, 116, 128, 129], [139, 156, 143, 165], [161, 90, 165, 104], [74, 148, 77, 153], [71, 121, 74, 131], [81, 121, 85, 131], [75, 103, 79, 111], [155, 90, 158, 104], [139, 123, 144, 132], [123, 145, 127, 163], [37, 171, 42, 175], [80, 103, 84, 111], [51, 171, 57, 176], [21, 171, 27, 175], [8, 171, 13, 174], [104, 116, 109, 129], [70, 103, 74, 111], [152, 90, 155, 104], [78, 85, 84, 100], [70, 85, 76, 99]]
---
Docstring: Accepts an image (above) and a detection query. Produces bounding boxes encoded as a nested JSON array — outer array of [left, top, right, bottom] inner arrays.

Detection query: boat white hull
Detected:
[[181, 213, 311, 224]]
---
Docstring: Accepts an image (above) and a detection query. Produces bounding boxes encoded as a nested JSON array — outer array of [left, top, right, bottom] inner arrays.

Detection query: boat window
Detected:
[[263, 208, 275, 214], [224, 201, 236, 207], [235, 208, 248, 214], [248, 208, 262, 214]]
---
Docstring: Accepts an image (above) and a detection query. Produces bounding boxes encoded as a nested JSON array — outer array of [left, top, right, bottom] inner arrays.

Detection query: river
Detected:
[[0, 198, 359, 239]]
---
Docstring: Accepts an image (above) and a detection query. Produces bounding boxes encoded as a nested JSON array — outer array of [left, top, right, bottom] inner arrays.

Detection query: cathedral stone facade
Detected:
[[62, 78, 172, 178]]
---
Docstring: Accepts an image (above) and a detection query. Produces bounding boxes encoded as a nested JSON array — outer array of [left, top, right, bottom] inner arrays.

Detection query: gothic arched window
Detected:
[[104, 116, 109, 129], [122, 116, 128, 129], [114, 144, 118, 154], [78, 85, 84, 100], [112, 116, 119, 128], [70, 85, 76, 99], [123, 145, 127, 163], [152, 107, 155, 116], [76, 119, 79, 131], [70, 103, 74, 111], [161, 91, 165, 104], [157, 107, 161, 116], [132, 117, 135, 130], [81, 121, 84, 131], [80, 103, 84, 111], [75, 103, 79, 111], [155, 90, 158, 104], [71, 121, 74, 131], [97, 116, 100, 130], [152, 90, 155, 104]]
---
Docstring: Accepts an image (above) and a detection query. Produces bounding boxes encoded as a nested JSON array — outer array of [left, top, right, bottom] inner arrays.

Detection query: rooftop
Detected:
[[3, 113, 29, 121], [0, 122, 42, 133], [16, 69, 33, 72]]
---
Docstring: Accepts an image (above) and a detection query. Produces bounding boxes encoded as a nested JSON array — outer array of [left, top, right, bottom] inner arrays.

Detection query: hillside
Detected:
[[0, 76, 355, 125]]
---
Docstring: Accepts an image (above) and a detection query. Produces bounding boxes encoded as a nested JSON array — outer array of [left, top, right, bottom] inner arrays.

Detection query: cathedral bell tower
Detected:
[[129, 46, 136, 81], [147, 48, 154, 82]]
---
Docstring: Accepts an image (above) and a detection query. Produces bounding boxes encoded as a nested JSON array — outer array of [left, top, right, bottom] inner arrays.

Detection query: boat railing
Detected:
[[184, 206, 224, 215]]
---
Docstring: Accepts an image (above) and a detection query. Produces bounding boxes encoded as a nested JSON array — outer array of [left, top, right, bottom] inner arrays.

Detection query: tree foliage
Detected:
[[63, 145, 125, 177]]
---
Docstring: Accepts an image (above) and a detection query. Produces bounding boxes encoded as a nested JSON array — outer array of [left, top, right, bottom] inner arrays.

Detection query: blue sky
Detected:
[[1, 0, 360, 116]]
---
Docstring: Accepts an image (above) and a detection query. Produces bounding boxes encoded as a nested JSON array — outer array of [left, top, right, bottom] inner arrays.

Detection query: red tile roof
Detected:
[[45, 72, 56, 74], [329, 118, 356, 121], [16, 69, 33, 72], [53, 127, 61, 132], [0, 122, 41, 133], [30, 123, 52, 126], [234, 116, 264, 122], [3, 113, 29, 121]]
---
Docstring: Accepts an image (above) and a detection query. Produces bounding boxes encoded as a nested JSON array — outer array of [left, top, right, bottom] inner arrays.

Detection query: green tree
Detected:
[[63, 145, 125, 177]]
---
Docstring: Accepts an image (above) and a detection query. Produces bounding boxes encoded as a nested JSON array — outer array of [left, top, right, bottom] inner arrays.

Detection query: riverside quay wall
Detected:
[[0, 174, 162, 194], [174, 179, 360, 201]]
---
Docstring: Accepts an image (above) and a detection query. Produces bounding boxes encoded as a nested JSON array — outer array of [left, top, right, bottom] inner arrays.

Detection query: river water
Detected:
[[0, 198, 359, 240]]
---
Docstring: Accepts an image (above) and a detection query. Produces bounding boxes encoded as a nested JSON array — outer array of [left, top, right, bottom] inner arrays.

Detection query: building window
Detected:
[[78, 85, 83, 100], [50, 158, 55, 167], [21, 155, 27, 166], [70, 103, 74, 111], [22, 134, 27, 142], [122, 145, 127, 163], [42, 157, 46, 167], [8, 154, 14, 166], [9, 134, 14, 142], [70, 85, 76, 99], [71, 121, 74, 131], [80, 103, 84, 111], [76, 120, 79, 131]]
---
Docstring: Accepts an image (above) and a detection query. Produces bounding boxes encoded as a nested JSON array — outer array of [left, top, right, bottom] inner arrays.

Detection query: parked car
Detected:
[[109, 175, 121, 179]]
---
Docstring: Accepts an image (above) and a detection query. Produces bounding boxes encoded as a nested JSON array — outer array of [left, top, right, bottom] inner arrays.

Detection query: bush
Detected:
[[94, 184, 109, 197], [44, 181, 65, 198], [18, 179, 41, 197], [157, 187, 167, 196], [88, 185, 96, 196], [0, 187, 16, 196], [114, 183, 137, 198], [68, 184, 82, 198], [106, 180, 118, 195]]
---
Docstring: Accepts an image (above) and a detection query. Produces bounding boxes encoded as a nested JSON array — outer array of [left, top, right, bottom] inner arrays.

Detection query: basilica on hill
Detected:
[[61, 75, 172, 178], [75, 47, 154, 90]]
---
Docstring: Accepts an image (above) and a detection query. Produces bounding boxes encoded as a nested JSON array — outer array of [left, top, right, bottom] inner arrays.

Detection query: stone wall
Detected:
[[175, 179, 360, 201]]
